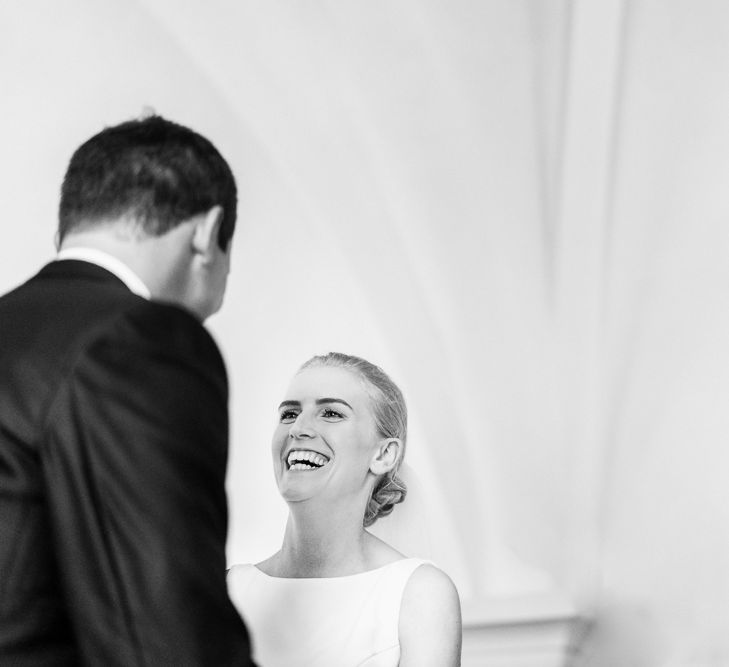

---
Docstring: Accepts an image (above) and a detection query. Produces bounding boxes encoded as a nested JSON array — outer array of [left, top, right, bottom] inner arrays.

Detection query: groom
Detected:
[[0, 116, 255, 665]]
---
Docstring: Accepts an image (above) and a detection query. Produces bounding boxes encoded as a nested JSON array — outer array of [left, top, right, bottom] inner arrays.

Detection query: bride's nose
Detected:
[[289, 415, 315, 439]]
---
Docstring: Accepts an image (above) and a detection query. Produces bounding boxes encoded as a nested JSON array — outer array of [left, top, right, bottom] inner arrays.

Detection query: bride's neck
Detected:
[[276, 504, 370, 578]]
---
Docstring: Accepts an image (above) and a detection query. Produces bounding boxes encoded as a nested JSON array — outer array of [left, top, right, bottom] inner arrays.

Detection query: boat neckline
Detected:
[[249, 557, 425, 581]]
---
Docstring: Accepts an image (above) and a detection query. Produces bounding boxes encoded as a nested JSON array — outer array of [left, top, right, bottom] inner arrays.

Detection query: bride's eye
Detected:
[[321, 408, 344, 420], [279, 410, 299, 423]]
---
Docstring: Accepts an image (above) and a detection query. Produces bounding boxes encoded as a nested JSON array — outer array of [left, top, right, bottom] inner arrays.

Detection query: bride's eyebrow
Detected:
[[278, 400, 300, 410], [315, 398, 353, 411]]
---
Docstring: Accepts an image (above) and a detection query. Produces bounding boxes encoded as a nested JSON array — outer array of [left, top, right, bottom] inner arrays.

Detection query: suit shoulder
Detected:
[[58, 299, 228, 406], [117, 300, 223, 364], [87, 299, 229, 395]]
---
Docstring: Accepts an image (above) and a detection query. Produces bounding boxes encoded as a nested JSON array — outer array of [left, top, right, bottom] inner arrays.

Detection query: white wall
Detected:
[[2, 2, 728, 663], [575, 1, 729, 663]]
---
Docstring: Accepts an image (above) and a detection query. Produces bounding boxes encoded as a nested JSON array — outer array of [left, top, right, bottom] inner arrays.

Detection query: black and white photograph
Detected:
[[1, 2, 727, 665]]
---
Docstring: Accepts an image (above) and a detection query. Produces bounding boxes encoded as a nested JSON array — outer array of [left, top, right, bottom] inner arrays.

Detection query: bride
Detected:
[[228, 352, 461, 666]]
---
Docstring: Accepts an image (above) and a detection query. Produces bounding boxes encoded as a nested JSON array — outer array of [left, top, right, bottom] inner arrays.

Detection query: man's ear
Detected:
[[369, 438, 402, 475], [191, 206, 224, 262]]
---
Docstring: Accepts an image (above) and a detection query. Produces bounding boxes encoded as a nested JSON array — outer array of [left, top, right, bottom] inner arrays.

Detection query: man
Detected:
[[0, 116, 255, 665]]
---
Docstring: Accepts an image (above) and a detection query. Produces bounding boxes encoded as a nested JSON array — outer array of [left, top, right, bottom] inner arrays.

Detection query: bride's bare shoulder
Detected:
[[399, 563, 462, 666]]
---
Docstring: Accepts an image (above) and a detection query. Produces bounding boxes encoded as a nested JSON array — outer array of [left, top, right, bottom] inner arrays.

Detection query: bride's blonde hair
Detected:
[[299, 352, 407, 527]]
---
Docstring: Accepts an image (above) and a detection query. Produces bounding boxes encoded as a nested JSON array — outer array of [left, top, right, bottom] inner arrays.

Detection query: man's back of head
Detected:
[[58, 115, 238, 319], [59, 115, 237, 250]]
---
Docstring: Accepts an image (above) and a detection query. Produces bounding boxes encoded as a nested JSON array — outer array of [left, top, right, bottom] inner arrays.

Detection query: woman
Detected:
[[228, 352, 462, 666]]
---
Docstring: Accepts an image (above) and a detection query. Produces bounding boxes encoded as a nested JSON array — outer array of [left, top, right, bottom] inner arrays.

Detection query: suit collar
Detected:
[[37, 259, 133, 293], [55, 248, 151, 299]]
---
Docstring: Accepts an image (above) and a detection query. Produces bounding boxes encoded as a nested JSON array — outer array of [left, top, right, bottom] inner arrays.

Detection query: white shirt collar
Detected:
[[56, 247, 152, 300]]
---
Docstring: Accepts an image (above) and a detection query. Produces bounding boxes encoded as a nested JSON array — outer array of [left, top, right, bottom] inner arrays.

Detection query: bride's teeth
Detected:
[[286, 449, 331, 470]]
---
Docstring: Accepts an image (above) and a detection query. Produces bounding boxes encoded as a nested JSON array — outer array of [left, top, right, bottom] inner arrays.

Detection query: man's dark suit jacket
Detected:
[[0, 260, 254, 666]]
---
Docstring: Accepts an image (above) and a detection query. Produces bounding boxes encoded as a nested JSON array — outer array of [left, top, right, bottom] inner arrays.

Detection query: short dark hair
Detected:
[[58, 115, 237, 250]]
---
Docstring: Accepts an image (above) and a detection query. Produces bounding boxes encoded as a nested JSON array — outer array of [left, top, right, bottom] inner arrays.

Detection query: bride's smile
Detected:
[[285, 449, 330, 471]]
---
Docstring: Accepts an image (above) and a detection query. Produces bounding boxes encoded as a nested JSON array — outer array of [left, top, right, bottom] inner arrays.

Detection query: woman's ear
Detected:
[[369, 438, 402, 475], [191, 206, 223, 262]]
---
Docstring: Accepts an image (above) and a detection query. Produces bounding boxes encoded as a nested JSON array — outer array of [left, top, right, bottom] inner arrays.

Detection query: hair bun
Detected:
[[363, 473, 407, 527]]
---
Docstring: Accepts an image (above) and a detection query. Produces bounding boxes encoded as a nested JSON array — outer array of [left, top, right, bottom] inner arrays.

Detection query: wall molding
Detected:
[[462, 592, 586, 667]]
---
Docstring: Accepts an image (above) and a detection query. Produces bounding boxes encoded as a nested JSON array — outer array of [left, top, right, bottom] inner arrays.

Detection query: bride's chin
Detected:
[[278, 478, 319, 503], [281, 491, 316, 506]]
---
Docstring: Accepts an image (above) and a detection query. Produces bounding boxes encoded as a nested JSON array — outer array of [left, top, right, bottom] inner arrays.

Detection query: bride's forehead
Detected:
[[287, 366, 366, 397]]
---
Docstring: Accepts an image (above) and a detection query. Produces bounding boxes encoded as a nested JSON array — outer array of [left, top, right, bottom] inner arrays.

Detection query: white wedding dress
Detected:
[[227, 558, 429, 667]]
